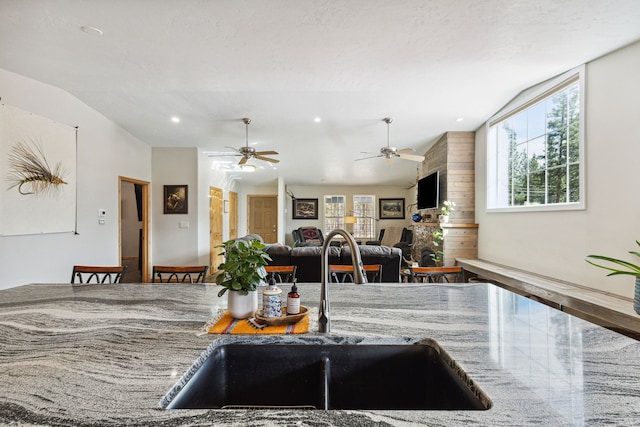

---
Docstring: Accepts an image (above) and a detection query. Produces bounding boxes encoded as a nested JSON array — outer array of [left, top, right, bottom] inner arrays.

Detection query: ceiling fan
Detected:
[[207, 118, 279, 165], [356, 118, 425, 163]]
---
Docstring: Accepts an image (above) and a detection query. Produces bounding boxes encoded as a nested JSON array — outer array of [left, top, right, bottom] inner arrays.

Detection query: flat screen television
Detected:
[[417, 171, 439, 210]]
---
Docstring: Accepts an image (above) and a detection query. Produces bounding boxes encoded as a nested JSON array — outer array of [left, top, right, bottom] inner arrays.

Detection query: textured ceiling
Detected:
[[2, 0, 640, 186]]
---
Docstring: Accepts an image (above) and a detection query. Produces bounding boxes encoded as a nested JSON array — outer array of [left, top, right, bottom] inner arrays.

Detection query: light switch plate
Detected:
[[179, 221, 189, 229], [98, 209, 106, 217]]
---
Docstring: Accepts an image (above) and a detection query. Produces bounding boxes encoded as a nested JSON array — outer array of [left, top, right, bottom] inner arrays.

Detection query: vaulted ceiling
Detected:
[[2, 0, 640, 186]]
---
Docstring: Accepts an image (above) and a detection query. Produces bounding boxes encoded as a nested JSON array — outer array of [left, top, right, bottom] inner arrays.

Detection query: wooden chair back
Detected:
[[329, 264, 382, 283], [71, 265, 128, 284], [264, 265, 297, 283], [152, 266, 209, 283], [411, 266, 464, 283]]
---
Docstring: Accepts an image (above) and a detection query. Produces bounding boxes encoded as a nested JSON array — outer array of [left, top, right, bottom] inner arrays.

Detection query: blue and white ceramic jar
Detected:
[[262, 279, 282, 318]]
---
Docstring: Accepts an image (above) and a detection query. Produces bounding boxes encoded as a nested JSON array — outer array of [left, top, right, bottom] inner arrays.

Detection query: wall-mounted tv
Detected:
[[417, 171, 439, 210]]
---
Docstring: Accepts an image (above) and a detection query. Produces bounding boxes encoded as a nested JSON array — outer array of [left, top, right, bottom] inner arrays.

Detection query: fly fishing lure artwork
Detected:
[[6, 139, 68, 196]]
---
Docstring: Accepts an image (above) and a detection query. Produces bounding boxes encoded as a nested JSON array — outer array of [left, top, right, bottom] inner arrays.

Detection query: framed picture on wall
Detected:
[[164, 185, 188, 214], [379, 198, 405, 219], [293, 198, 318, 219]]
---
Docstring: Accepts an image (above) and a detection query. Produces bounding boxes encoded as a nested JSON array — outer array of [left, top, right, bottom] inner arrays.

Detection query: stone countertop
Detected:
[[1, 282, 639, 426]]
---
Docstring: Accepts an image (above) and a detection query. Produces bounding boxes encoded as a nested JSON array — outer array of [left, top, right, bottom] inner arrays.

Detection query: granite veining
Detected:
[[1, 282, 639, 426]]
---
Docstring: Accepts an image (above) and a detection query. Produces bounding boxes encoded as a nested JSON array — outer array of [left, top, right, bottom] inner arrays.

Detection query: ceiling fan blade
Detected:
[[355, 154, 383, 161], [398, 153, 425, 162], [397, 147, 416, 154], [254, 150, 279, 156], [238, 156, 248, 165], [224, 146, 242, 153], [256, 155, 280, 163], [206, 152, 240, 157]]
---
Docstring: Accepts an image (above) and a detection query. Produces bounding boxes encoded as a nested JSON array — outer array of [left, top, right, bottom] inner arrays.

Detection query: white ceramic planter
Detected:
[[227, 290, 258, 319]]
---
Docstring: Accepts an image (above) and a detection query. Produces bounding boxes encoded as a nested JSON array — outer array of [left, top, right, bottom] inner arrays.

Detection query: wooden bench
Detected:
[[456, 258, 640, 339]]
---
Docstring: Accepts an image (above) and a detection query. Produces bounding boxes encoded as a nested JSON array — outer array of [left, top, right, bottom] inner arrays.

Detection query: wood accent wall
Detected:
[[413, 131, 478, 267], [420, 131, 475, 223]]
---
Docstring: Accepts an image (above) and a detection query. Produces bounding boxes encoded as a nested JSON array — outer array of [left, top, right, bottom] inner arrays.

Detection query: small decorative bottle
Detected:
[[286, 282, 300, 315], [262, 278, 282, 318]]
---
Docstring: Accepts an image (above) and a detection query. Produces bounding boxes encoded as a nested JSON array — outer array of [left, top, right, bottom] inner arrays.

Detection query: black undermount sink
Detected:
[[163, 339, 492, 410]]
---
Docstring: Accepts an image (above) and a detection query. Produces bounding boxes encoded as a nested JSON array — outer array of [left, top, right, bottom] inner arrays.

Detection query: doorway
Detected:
[[228, 191, 238, 240], [119, 177, 149, 283], [210, 186, 223, 273], [248, 195, 278, 243]]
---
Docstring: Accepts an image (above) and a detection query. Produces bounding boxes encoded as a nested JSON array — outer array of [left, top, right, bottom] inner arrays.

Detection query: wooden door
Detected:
[[229, 191, 238, 240], [210, 186, 223, 273], [248, 195, 277, 243]]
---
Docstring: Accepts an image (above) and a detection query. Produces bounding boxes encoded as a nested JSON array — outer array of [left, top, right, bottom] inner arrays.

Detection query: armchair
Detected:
[[366, 226, 413, 260]]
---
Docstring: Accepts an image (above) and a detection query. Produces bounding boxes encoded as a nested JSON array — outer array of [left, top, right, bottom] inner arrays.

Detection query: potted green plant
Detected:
[[439, 200, 455, 223], [586, 240, 640, 315], [430, 227, 444, 266], [216, 238, 271, 319]]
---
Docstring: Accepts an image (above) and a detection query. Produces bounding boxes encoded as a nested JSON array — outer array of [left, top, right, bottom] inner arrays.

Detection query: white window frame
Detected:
[[352, 195, 375, 240], [486, 65, 586, 213], [323, 195, 346, 234]]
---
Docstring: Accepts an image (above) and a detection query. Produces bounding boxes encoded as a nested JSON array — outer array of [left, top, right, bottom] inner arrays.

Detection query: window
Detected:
[[323, 195, 345, 234], [487, 67, 584, 211], [352, 195, 375, 239]]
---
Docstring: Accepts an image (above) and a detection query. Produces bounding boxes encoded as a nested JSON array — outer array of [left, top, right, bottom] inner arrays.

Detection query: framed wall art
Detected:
[[164, 184, 188, 214], [379, 198, 405, 219], [0, 103, 78, 236], [292, 198, 318, 219]]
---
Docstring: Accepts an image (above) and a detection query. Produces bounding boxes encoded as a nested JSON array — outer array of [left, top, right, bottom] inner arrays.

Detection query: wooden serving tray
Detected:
[[254, 305, 309, 326]]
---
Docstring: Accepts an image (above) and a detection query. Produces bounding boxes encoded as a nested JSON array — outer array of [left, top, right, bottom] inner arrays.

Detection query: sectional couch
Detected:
[[236, 234, 402, 283]]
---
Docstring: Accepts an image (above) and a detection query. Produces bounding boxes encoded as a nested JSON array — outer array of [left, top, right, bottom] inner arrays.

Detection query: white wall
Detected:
[[151, 147, 204, 266], [475, 40, 640, 298], [0, 69, 151, 290]]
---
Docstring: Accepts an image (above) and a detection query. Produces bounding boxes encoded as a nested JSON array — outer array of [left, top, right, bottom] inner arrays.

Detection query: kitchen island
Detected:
[[1, 282, 639, 426]]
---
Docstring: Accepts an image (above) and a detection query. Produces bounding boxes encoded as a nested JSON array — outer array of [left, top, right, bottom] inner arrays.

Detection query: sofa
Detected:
[[267, 242, 401, 283], [232, 234, 402, 283]]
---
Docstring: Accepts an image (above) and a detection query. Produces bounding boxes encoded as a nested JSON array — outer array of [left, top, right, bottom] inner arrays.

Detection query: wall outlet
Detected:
[[98, 219, 106, 225]]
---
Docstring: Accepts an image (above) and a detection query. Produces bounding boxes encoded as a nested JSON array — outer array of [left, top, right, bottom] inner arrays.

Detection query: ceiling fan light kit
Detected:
[[356, 117, 425, 163]]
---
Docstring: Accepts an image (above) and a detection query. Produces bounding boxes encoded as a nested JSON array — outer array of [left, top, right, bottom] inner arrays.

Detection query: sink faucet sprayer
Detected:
[[318, 229, 367, 333]]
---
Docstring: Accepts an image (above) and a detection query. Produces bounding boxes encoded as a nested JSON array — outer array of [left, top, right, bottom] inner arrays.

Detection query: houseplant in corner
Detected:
[[586, 240, 640, 315], [216, 238, 271, 319], [439, 200, 455, 223]]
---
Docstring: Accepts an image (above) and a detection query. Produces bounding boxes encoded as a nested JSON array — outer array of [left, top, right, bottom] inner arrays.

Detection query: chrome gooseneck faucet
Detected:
[[318, 229, 367, 333]]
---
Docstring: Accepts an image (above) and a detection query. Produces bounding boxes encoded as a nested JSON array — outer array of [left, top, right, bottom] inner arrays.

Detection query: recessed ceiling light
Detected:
[[171, 116, 180, 123], [456, 117, 464, 122], [80, 26, 104, 36], [314, 117, 322, 123]]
